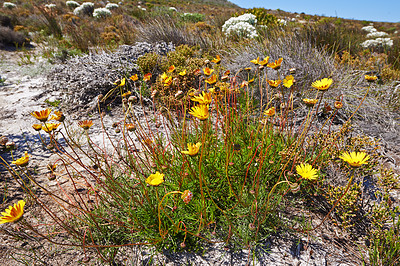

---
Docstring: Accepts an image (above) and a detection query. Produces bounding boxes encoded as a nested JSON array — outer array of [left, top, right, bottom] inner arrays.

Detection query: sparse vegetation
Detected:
[[0, 0, 399, 265]]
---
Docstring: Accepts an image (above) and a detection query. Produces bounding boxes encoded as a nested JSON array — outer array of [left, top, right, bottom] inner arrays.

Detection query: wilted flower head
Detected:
[[31, 108, 52, 122], [12, 152, 30, 167], [303, 98, 318, 107], [181, 190, 193, 204], [125, 123, 136, 132], [181, 142, 201, 156], [189, 104, 210, 121], [296, 163, 318, 180], [0, 200, 25, 224], [191, 91, 212, 104], [146, 171, 164, 186], [339, 151, 370, 168], [50, 110, 65, 122], [334, 101, 343, 109], [311, 78, 333, 91]]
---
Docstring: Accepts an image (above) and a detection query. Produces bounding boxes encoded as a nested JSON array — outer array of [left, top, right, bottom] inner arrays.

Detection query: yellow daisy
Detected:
[[311, 78, 333, 91], [339, 151, 370, 168], [146, 171, 164, 186], [0, 200, 25, 224], [296, 163, 318, 180]]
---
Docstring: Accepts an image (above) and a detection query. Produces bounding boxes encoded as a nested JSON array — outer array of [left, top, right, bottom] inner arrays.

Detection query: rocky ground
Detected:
[[0, 44, 399, 265]]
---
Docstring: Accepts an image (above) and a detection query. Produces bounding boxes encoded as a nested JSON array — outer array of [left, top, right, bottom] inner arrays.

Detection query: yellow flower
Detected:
[[259, 56, 270, 66], [203, 67, 214, 76], [248, 77, 255, 84], [264, 107, 275, 117], [164, 76, 173, 87], [143, 73, 152, 81], [267, 58, 283, 70], [244, 67, 252, 71], [250, 57, 260, 65], [189, 104, 209, 121], [42, 123, 61, 133], [160, 72, 168, 81], [168, 65, 176, 73], [179, 69, 187, 76], [205, 74, 217, 85], [12, 152, 30, 167], [365, 75, 378, 82], [129, 74, 138, 81], [78, 120, 93, 130], [267, 79, 282, 88], [283, 75, 294, 88], [339, 151, 370, 168], [303, 98, 318, 107], [31, 108, 51, 122], [181, 190, 193, 204], [0, 200, 25, 224], [181, 142, 201, 156], [50, 110, 65, 122], [311, 78, 333, 91], [191, 91, 212, 104], [32, 124, 42, 131], [296, 163, 318, 180], [122, 91, 132, 97], [146, 171, 164, 186], [117, 78, 126, 87], [211, 55, 221, 64], [240, 81, 248, 88]]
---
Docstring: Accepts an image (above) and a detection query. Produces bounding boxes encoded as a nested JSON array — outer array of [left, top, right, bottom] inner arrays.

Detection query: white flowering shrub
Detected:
[[277, 18, 287, 26], [366, 31, 388, 38], [66, 1, 80, 8], [222, 13, 258, 39], [361, 25, 377, 33], [93, 7, 112, 19], [74, 2, 94, 16], [3, 2, 16, 9], [361, 38, 393, 48], [45, 4, 57, 9], [105, 3, 119, 10]]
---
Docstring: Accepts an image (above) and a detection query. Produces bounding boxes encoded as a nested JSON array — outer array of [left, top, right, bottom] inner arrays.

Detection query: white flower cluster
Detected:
[[366, 31, 388, 38], [277, 18, 287, 26], [361, 25, 376, 33], [137, 5, 146, 11], [66, 1, 80, 8], [93, 7, 112, 19], [105, 3, 119, 10], [169, 7, 177, 12], [361, 38, 394, 48], [45, 4, 57, 9], [360, 24, 393, 48], [222, 13, 258, 39], [3, 2, 16, 9], [73, 2, 94, 16]]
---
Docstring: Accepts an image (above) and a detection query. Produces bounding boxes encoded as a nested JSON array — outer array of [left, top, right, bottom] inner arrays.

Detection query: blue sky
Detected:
[[229, 0, 400, 22]]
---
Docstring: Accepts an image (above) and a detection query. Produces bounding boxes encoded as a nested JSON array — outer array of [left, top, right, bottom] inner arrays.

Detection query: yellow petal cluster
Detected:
[[191, 91, 212, 105], [0, 200, 25, 224], [311, 78, 333, 91], [12, 151, 30, 167], [296, 163, 318, 180], [339, 151, 370, 168], [181, 142, 201, 156], [189, 104, 210, 121], [146, 171, 164, 186]]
